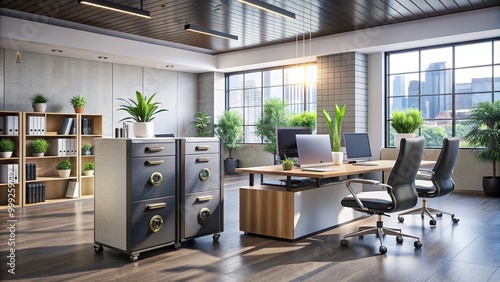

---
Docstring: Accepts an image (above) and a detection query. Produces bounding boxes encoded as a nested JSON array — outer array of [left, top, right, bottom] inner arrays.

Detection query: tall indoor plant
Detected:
[[117, 91, 168, 138], [464, 100, 500, 197], [255, 98, 290, 162], [214, 110, 243, 175], [191, 111, 212, 137], [391, 108, 424, 148], [323, 104, 346, 164]]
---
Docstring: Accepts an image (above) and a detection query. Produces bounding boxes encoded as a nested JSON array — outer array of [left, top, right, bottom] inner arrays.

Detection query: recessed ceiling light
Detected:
[[51, 49, 63, 53], [98, 56, 108, 59], [166, 65, 174, 68]]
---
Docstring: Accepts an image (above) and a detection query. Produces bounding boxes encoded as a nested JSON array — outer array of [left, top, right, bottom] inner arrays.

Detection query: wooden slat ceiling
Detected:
[[1, 0, 499, 55]]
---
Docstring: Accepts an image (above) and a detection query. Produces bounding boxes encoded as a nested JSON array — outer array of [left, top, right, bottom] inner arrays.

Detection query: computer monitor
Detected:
[[344, 133, 373, 162], [276, 127, 312, 160]]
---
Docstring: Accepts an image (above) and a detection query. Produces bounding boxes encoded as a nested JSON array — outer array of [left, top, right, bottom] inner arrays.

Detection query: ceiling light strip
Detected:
[[78, 0, 151, 19], [237, 0, 295, 19], [184, 24, 238, 40]]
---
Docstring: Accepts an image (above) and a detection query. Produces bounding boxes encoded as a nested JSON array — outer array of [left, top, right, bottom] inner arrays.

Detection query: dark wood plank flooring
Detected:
[[1, 174, 500, 281]]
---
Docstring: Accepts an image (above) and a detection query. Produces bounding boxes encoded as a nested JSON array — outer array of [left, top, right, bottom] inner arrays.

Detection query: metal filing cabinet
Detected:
[[93, 138, 178, 262], [178, 137, 223, 242]]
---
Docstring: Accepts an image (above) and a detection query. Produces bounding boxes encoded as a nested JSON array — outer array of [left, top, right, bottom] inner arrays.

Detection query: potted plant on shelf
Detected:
[[391, 108, 424, 148], [0, 138, 15, 158], [280, 155, 295, 171], [116, 91, 168, 138], [30, 93, 49, 112], [70, 95, 86, 113], [464, 100, 500, 197], [56, 160, 72, 178], [82, 143, 92, 155], [191, 111, 212, 137], [214, 110, 243, 175], [83, 162, 94, 176], [323, 104, 346, 165], [29, 138, 49, 157]]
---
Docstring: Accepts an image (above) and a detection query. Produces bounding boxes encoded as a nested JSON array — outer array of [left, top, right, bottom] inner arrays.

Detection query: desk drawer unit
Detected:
[[94, 138, 178, 262], [178, 137, 223, 242]]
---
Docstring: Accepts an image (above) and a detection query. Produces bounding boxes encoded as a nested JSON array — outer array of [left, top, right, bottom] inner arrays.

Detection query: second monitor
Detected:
[[276, 127, 312, 160]]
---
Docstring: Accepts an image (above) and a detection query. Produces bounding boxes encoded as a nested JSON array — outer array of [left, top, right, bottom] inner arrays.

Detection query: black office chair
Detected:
[[340, 137, 425, 254], [397, 137, 460, 226]]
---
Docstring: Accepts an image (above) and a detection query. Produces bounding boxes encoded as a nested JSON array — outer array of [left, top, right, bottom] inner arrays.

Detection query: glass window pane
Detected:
[[284, 66, 305, 84], [284, 85, 304, 104], [244, 107, 261, 125], [228, 90, 243, 107], [263, 86, 283, 101], [263, 69, 282, 87], [306, 65, 317, 83], [388, 73, 420, 96], [495, 40, 500, 64], [496, 92, 500, 101], [306, 103, 316, 113], [421, 47, 452, 70], [421, 122, 452, 147], [228, 74, 243, 90], [244, 126, 260, 143], [455, 42, 492, 68], [306, 85, 317, 104], [421, 95, 452, 119], [495, 66, 500, 91], [455, 66, 493, 93], [244, 72, 261, 88], [388, 51, 419, 74], [244, 89, 261, 107], [287, 104, 303, 115], [388, 96, 420, 116], [422, 69, 452, 95]]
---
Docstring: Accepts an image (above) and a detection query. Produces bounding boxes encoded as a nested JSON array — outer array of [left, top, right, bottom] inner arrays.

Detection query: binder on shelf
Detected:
[[0, 164, 13, 183], [48, 139, 63, 156], [40, 116, 46, 135], [66, 181, 79, 198], [70, 119, 77, 135], [0, 116, 4, 134], [59, 117, 73, 135], [13, 116, 18, 135], [6, 116, 14, 135]]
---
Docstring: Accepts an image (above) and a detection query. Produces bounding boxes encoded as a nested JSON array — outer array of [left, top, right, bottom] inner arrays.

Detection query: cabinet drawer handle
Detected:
[[197, 196, 213, 202], [146, 203, 166, 210], [147, 160, 164, 165], [147, 146, 164, 152], [196, 145, 209, 151], [196, 157, 210, 163]]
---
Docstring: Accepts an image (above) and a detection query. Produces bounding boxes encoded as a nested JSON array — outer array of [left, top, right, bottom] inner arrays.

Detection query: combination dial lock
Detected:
[[149, 172, 163, 186], [149, 215, 164, 232], [199, 168, 210, 182], [198, 207, 211, 225]]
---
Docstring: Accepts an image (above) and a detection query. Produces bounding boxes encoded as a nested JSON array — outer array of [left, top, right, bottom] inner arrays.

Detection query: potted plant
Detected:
[[255, 98, 291, 163], [56, 160, 72, 178], [191, 111, 212, 137], [280, 155, 295, 171], [83, 162, 94, 176], [464, 100, 500, 197], [29, 138, 49, 157], [214, 110, 243, 175], [117, 91, 168, 138], [70, 95, 86, 113], [30, 93, 49, 112], [0, 138, 15, 158], [323, 104, 346, 165], [391, 108, 424, 148], [82, 143, 92, 155], [290, 111, 317, 132]]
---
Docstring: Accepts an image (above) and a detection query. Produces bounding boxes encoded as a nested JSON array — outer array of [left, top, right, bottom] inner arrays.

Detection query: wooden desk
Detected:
[[235, 160, 435, 240]]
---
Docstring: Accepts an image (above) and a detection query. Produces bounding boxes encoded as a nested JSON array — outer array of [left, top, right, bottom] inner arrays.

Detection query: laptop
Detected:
[[296, 134, 338, 172]]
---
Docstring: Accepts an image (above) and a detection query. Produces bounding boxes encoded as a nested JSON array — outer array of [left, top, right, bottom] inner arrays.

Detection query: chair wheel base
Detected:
[[414, 241, 423, 249], [396, 236, 403, 243], [340, 239, 349, 247], [430, 219, 437, 226], [398, 216, 404, 223], [379, 246, 387, 254]]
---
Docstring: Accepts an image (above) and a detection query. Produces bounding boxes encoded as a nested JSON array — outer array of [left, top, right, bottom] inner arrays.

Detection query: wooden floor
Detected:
[[1, 174, 500, 281]]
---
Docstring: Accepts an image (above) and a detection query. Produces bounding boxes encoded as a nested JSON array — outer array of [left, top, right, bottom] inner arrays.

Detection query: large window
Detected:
[[226, 65, 317, 143], [386, 38, 500, 147]]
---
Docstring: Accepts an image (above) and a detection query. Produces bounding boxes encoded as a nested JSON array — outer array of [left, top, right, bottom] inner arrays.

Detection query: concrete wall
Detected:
[[1, 49, 198, 137]]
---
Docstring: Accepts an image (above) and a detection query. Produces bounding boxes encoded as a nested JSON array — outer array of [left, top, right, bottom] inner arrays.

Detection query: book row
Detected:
[[0, 115, 20, 135], [26, 183, 46, 203], [0, 164, 19, 184], [26, 163, 37, 181], [48, 138, 78, 156]]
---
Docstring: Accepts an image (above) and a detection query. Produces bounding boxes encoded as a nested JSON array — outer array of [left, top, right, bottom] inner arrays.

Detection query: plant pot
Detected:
[[282, 163, 293, 170], [0, 151, 13, 158], [58, 169, 71, 178], [31, 152, 44, 157], [332, 151, 344, 165], [83, 170, 94, 176], [32, 103, 47, 112], [74, 107, 84, 113], [394, 133, 415, 148], [224, 158, 239, 175], [483, 176, 500, 197], [82, 150, 92, 156], [133, 122, 154, 138]]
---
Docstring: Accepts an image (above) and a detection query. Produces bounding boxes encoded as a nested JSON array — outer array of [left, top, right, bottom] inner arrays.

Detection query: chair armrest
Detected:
[[345, 179, 381, 186], [417, 169, 434, 180], [345, 179, 394, 211]]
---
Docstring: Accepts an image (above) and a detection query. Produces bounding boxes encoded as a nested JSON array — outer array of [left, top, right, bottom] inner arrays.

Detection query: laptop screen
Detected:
[[296, 134, 334, 168], [343, 133, 372, 161]]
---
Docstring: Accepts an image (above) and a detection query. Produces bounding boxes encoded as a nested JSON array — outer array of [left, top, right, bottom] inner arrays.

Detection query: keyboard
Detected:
[[352, 162, 378, 166], [301, 166, 339, 172]]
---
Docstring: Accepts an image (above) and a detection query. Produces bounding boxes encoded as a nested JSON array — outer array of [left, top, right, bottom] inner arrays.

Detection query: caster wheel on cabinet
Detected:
[[174, 243, 181, 250], [396, 236, 404, 243], [430, 219, 437, 226], [414, 241, 423, 249], [379, 246, 387, 254], [213, 233, 220, 241], [129, 255, 139, 262], [398, 216, 404, 223], [93, 245, 103, 254], [340, 239, 349, 247]]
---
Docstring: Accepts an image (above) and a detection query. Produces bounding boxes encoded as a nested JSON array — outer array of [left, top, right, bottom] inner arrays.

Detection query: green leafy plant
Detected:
[[280, 154, 295, 170], [290, 111, 317, 131], [191, 111, 212, 137], [464, 100, 500, 179], [56, 160, 72, 170], [83, 162, 94, 171], [255, 98, 291, 154], [29, 138, 50, 154], [323, 104, 346, 152], [70, 95, 86, 108], [30, 93, 49, 103], [0, 138, 15, 152], [117, 91, 168, 122], [391, 109, 424, 133], [82, 143, 92, 151], [214, 111, 243, 158]]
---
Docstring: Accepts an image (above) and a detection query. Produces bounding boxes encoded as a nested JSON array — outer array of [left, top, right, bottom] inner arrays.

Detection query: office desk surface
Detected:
[[235, 160, 436, 179]]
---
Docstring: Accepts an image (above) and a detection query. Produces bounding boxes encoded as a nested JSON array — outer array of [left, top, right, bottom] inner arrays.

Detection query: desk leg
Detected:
[[286, 176, 292, 191], [249, 174, 254, 186]]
